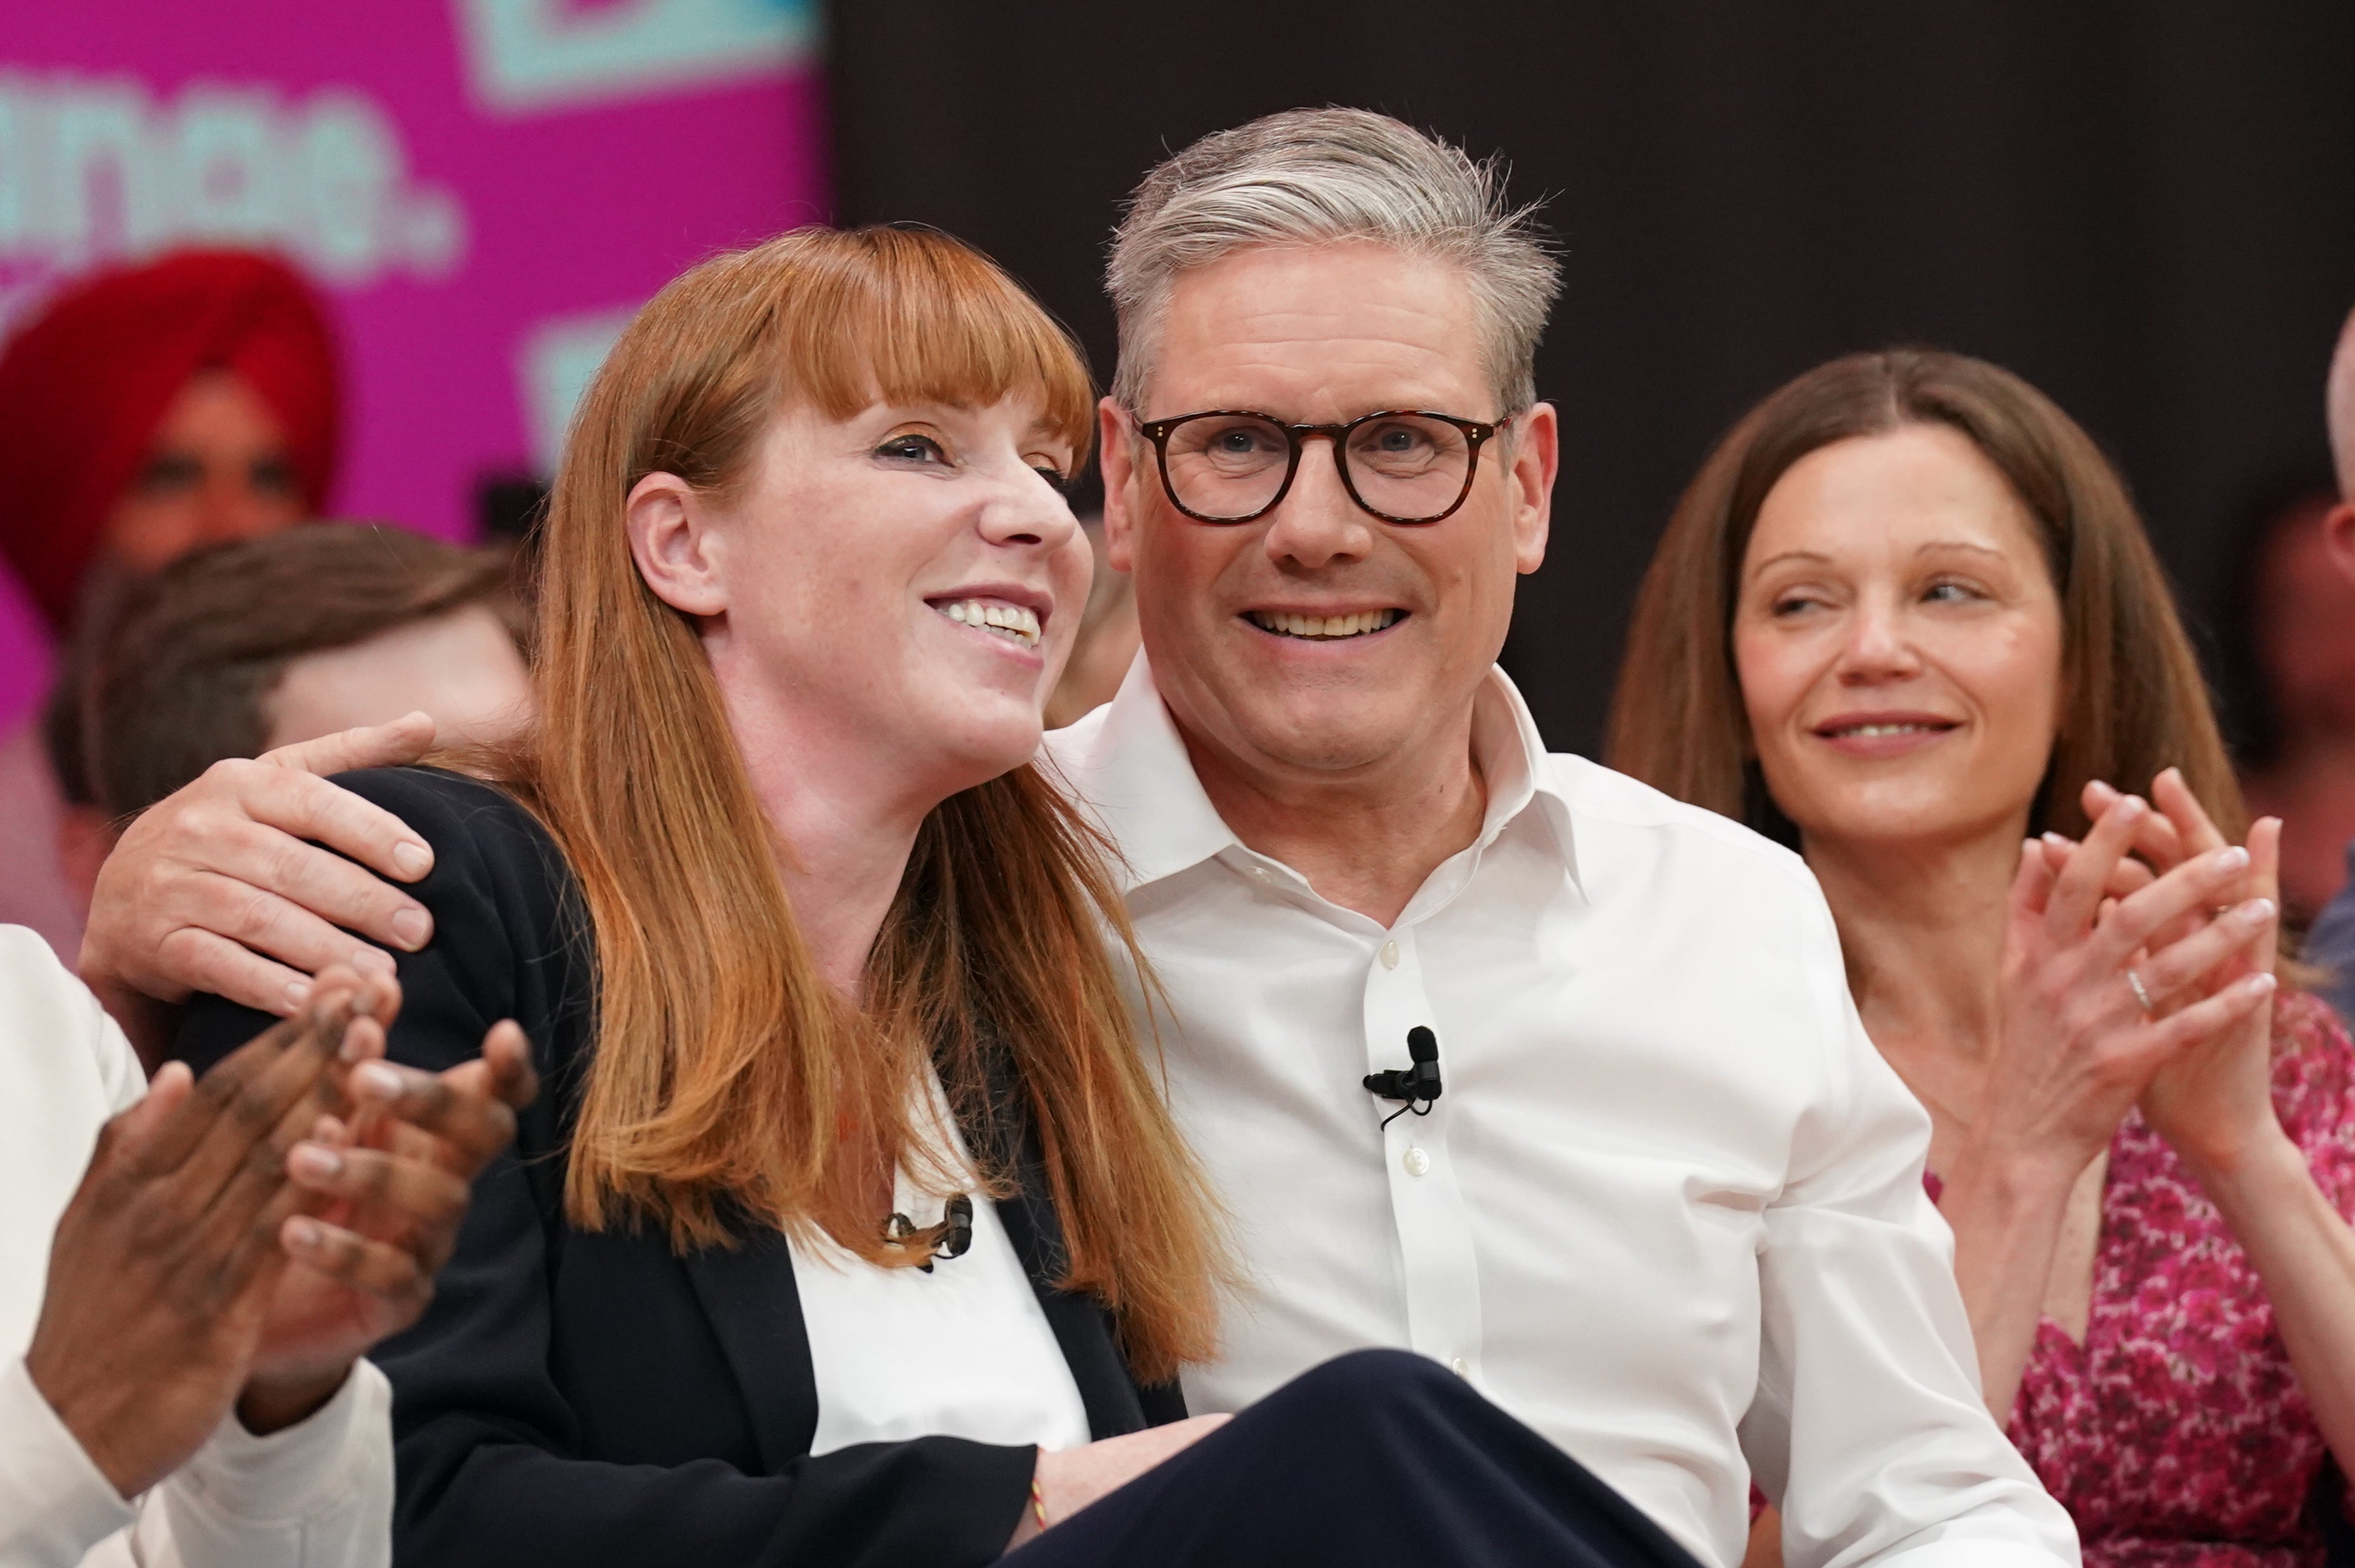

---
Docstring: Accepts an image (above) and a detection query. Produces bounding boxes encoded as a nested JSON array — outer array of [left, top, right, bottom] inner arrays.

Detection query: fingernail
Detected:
[[2120, 795, 2146, 819], [391, 908, 431, 950], [2219, 846, 2250, 871], [2042, 832, 2072, 850], [393, 840, 433, 878], [284, 978, 313, 1010], [287, 1217, 322, 1248], [290, 1144, 341, 1179], [351, 946, 398, 976], [354, 1061, 403, 1099], [2241, 898, 2277, 924], [2245, 972, 2279, 996]]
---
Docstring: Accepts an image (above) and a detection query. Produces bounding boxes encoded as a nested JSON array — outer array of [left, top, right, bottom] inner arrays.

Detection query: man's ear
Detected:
[[626, 473, 728, 618], [2326, 499, 2355, 591], [1508, 402, 1558, 575], [1098, 397, 1139, 574]]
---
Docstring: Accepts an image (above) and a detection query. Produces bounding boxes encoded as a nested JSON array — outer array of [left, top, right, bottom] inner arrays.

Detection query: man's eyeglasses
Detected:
[[1132, 409, 1503, 526]]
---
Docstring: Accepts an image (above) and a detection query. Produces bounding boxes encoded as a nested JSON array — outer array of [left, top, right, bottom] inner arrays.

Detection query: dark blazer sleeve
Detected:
[[176, 767, 1039, 1568]]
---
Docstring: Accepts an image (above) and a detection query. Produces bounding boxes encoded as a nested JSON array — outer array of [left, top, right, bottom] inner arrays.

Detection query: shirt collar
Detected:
[[1465, 665, 1582, 892], [1051, 652, 1582, 899], [1051, 651, 1241, 891]]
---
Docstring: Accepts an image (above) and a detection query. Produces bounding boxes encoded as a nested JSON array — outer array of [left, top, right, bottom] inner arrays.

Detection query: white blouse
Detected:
[[789, 1076, 1092, 1458]]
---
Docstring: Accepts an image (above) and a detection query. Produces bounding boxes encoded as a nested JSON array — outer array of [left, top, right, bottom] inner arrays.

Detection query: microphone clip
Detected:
[[886, 1192, 974, 1273], [1363, 1026, 1443, 1127]]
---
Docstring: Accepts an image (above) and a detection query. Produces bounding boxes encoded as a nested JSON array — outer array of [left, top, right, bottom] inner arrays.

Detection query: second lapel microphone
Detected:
[[1364, 1026, 1442, 1127]]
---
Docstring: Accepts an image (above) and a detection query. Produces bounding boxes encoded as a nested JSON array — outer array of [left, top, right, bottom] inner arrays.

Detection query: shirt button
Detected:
[[1379, 940, 1400, 970], [1402, 1146, 1431, 1177], [1249, 866, 1271, 882], [1449, 1356, 1469, 1377]]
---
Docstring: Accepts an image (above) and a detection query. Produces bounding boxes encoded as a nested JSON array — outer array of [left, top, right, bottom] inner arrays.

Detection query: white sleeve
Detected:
[[1742, 893, 2080, 1568], [129, 1361, 393, 1568], [0, 1357, 137, 1568], [0, 1359, 391, 1568]]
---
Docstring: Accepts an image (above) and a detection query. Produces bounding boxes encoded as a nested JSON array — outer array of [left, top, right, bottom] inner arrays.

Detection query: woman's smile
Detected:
[[927, 592, 1047, 651], [1809, 709, 1964, 759]]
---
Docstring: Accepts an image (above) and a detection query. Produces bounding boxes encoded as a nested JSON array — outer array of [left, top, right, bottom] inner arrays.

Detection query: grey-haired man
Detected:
[[81, 110, 2075, 1568]]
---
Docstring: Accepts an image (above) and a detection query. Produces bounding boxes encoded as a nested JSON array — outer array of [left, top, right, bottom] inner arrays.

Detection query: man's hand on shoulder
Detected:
[[80, 714, 442, 1038]]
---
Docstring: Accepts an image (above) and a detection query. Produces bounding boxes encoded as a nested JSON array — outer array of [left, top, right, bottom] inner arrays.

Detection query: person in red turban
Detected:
[[0, 249, 340, 630], [0, 248, 343, 959]]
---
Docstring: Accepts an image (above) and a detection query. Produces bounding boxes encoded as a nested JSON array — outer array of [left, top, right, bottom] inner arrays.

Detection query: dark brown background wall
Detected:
[[826, 3, 2355, 757]]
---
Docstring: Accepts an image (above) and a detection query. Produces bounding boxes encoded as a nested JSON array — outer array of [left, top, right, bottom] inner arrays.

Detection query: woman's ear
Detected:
[[626, 472, 729, 618]]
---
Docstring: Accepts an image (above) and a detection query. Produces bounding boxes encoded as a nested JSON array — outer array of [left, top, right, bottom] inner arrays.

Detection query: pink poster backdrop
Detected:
[[0, 0, 827, 728]]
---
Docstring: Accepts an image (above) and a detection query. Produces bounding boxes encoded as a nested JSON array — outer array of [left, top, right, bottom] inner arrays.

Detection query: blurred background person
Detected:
[[1042, 513, 1141, 729], [0, 249, 341, 961], [1612, 348, 2355, 1568], [2214, 469, 2355, 925], [2309, 306, 2355, 1026], [57, 526, 530, 955]]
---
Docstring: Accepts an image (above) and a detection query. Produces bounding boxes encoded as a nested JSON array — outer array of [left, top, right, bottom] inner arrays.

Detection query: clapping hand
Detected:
[[25, 970, 390, 1497], [240, 1017, 539, 1431], [1983, 788, 2276, 1184], [2052, 770, 2286, 1177], [25, 964, 538, 1494]]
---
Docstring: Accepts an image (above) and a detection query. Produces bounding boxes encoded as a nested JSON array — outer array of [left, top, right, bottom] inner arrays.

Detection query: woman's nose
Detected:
[[980, 467, 1080, 549], [1837, 602, 1919, 679]]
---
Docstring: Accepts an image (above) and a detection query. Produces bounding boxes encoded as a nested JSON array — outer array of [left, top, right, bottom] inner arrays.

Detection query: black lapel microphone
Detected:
[[886, 1193, 974, 1273], [1364, 1026, 1442, 1128]]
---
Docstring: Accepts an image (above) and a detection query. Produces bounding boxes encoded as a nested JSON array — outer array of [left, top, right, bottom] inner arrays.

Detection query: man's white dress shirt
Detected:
[[0, 925, 393, 1568], [1045, 657, 2077, 1568]]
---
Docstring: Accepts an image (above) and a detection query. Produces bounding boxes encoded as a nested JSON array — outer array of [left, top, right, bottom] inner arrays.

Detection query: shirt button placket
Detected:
[[1363, 927, 1484, 1380]]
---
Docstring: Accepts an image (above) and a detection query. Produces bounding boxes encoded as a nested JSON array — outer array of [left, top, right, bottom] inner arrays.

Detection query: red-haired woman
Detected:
[[165, 227, 1712, 1568], [1611, 350, 2355, 1568]]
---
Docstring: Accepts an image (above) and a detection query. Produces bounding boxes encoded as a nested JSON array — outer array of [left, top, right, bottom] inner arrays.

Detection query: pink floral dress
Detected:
[[1997, 992, 2355, 1568]]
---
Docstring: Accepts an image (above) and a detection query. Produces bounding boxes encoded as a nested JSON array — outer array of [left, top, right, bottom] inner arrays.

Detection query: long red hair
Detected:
[[502, 226, 1223, 1380]]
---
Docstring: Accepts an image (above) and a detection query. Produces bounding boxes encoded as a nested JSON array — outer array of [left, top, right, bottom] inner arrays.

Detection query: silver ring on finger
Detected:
[[2125, 967, 2156, 1016]]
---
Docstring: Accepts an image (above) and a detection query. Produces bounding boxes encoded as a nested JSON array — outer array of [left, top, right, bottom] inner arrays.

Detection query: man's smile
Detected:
[[1242, 608, 1407, 641]]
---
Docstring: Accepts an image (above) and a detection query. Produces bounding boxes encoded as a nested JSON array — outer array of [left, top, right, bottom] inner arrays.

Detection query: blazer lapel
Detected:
[[990, 1130, 1152, 1440], [681, 1220, 819, 1472], [954, 1031, 1155, 1439]]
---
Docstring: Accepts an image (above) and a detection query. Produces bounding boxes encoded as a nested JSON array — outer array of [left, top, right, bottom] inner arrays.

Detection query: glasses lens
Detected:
[[1344, 415, 1473, 522], [1161, 415, 1292, 520]]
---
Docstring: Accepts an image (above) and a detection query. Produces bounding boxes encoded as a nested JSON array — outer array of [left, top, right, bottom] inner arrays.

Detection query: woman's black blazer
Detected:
[[175, 766, 1184, 1568]]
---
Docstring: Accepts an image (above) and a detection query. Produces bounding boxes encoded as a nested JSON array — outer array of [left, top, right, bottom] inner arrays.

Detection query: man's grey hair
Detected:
[[2329, 304, 2355, 500], [1106, 108, 1563, 418]]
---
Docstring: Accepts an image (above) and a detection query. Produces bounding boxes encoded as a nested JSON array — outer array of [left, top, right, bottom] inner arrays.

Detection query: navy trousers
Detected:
[[1003, 1349, 1708, 1568]]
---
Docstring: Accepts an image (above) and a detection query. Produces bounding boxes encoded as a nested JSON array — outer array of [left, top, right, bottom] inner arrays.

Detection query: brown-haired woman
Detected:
[[1611, 348, 2355, 1568], [170, 226, 1714, 1568]]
